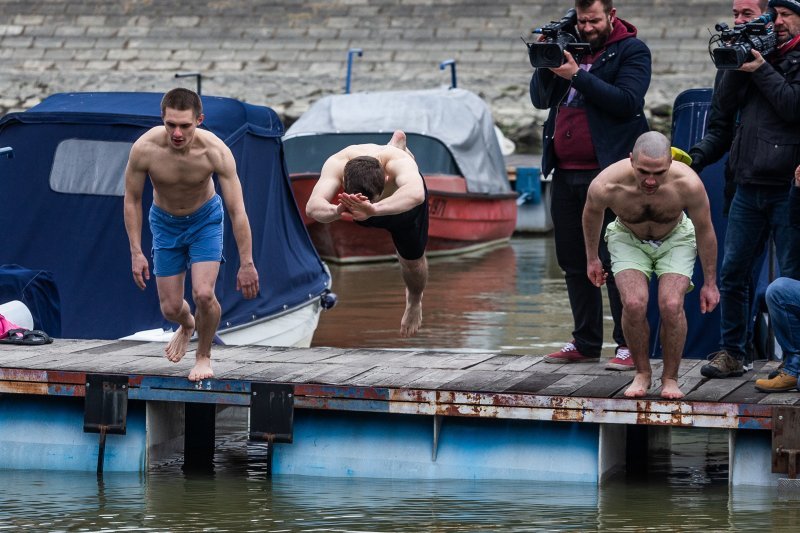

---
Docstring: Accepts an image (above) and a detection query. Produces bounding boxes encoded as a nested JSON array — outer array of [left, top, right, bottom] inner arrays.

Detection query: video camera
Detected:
[[709, 9, 777, 69], [525, 8, 592, 69]]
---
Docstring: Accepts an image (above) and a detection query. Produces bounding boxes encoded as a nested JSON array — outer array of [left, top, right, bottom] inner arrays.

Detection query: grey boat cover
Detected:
[[284, 88, 511, 194]]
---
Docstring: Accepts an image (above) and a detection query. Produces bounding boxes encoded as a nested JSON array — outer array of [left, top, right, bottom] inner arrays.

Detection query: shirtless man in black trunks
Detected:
[[582, 131, 719, 399], [306, 131, 428, 337]]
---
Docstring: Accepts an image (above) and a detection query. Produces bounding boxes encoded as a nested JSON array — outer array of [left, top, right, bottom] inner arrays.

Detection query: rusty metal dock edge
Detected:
[[0, 367, 772, 431]]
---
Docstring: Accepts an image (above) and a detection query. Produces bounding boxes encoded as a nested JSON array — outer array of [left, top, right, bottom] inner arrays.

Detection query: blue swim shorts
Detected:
[[149, 194, 225, 277]]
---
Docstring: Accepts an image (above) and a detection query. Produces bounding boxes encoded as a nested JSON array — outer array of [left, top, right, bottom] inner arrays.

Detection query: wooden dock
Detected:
[[0, 339, 797, 483], [0, 339, 792, 426]]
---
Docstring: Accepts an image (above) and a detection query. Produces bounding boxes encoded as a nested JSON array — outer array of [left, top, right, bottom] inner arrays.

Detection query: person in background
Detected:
[[688, 0, 769, 186], [530, 0, 651, 370], [755, 164, 800, 392], [700, 0, 800, 380]]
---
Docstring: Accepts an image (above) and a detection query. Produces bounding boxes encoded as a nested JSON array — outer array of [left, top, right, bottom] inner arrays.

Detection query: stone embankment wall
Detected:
[[0, 0, 733, 151]]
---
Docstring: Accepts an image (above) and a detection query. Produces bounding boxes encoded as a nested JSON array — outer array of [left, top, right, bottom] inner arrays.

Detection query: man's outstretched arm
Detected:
[[307, 151, 349, 223], [686, 179, 719, 314]]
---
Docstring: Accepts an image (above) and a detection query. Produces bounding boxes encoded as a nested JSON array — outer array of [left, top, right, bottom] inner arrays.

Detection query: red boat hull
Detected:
[[291, 173, 517, 263]]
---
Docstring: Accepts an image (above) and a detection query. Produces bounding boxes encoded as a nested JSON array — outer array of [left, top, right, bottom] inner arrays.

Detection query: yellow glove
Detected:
[[671, 146, 693, 166]]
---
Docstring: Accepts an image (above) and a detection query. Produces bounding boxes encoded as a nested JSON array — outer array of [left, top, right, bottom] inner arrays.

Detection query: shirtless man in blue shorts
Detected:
[[583, 131, 719, 399], [124, 88, 259, 381], [306, 131, 428, 337]]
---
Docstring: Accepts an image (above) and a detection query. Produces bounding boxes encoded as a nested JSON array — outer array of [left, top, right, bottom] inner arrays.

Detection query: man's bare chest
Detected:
[[148, 154, 214, 187], [620, 203, 681, 225]]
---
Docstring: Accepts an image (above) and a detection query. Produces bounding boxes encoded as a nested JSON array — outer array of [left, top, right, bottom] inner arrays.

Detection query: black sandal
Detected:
[[0, 328, 53, 345]]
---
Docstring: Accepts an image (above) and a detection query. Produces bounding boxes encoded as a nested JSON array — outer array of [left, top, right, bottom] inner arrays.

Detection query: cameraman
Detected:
[[701, 0, 800, 380], [530, 0, 650, 369], [688, 0, 768, 205]]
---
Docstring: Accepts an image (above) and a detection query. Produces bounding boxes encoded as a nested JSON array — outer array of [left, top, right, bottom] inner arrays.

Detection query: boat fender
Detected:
[[0, 300, 34, 331], [321, 290, 338, 310]]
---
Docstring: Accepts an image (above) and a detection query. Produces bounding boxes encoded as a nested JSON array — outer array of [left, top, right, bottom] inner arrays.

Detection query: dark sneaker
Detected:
[[701, 350, 744, 378], [755, 371, 798, 392], [544, 341, 600, 364], [606, 345, 634, 371]]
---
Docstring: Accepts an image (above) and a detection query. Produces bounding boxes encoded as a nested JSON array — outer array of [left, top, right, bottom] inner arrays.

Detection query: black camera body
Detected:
[[710, 10, 777, 69], [527, 8, 592, 69]]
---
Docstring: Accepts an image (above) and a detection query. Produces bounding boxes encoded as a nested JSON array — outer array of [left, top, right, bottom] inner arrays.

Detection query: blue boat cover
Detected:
[[0, 264, 61, 336], [0, 92, 329, 340]]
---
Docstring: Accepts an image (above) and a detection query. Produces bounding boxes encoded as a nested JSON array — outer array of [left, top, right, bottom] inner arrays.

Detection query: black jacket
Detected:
[[529, 22, 651, 178], [718, 48, 800, 186]]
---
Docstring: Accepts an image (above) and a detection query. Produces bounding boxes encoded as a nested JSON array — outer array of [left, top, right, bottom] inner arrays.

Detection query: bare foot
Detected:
[[400, 295, 423, 337], [188, 354, 214, 382], [624, 373, 652, 398], [165, 321, 195, 363], [660, 377, 684, 399], [388, 130, 407, 151]]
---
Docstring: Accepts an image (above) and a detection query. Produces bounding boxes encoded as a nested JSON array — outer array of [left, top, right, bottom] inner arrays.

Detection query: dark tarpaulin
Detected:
[[0, 264, 61, 337]]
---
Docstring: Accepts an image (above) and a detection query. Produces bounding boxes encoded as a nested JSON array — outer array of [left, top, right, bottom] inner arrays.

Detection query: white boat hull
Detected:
[[217, 299, 322, 347], [120, 298, 323, 348]]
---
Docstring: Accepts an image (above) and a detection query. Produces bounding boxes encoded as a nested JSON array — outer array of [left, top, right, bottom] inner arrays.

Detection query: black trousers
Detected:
[[550, 168, 625, 357]]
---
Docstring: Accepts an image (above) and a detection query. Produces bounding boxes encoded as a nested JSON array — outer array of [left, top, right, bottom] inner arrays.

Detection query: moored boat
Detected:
[[0, 92, 332, 347], [284, 88, 518, 263]]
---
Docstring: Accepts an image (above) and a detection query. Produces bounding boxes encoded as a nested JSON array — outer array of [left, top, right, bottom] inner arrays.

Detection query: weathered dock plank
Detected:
[[685, 377, 751, 402], [538, 374, 594, 396], [345, 366, 432, 388], [758, 393, 800, 406], [405, 368, 470, 389], [439, 370, 531, 393], [503, 372, 565, 394], [468, 354, 522, 371], [573, 374, 632, 398], [497, 355, 544, 372]]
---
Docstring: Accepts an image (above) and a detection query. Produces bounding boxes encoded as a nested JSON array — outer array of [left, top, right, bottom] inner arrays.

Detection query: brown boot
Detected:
[[754, 371, 798, 393]]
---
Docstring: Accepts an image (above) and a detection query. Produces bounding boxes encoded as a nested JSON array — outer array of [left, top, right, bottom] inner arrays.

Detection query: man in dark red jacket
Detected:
[[530, 0, 651, 369]]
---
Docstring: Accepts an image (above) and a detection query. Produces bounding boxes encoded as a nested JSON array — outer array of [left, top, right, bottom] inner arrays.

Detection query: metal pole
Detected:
[[767, 236, 776, 360], [97, 427, 107, 474], [174, 72, 203, 95], [439, 59, 457, 89], [345, 48, 363, 94]]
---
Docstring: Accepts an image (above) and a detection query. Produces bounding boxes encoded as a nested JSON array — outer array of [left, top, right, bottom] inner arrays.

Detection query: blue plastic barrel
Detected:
[[515, 167, 542, 204]]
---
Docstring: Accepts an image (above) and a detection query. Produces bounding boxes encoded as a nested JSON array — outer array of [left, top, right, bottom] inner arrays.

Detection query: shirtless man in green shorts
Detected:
[[582, 131, 719, 399], [124, 88, 259, 381]]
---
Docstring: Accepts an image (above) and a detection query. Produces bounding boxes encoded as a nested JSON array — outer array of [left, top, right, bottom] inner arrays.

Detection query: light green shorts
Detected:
[[604, 214, 697, 290]]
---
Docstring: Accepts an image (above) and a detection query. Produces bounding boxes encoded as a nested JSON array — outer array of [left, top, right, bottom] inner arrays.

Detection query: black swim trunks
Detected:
[[356, 180, 429, 260]]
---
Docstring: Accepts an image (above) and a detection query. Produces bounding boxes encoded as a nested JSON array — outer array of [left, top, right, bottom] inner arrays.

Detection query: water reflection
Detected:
[[313, 237, 594, 355]]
